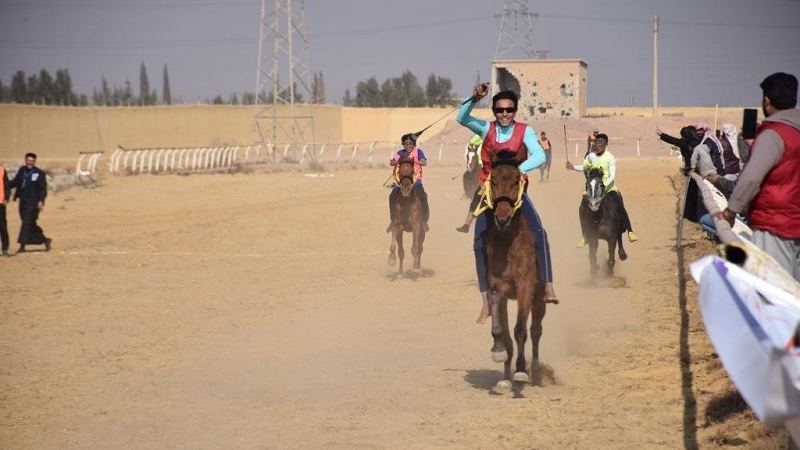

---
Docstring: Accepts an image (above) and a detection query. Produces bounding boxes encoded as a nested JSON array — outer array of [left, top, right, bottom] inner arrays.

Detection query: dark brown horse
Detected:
[[387, 157, 425, 277], [580, 167, 627, 278], [483, 149, 547, 386], [462, 144, 481, 199]]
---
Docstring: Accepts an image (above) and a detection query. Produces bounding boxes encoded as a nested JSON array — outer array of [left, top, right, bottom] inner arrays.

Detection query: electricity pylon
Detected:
[[495, 0, 539, 60], [254, 0, 315, 163]]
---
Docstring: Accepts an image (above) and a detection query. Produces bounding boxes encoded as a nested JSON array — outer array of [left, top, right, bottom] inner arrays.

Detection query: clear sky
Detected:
[[1, 0, 799, 107]]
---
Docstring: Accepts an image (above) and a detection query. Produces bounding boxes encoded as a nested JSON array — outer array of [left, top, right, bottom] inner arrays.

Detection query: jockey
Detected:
[[566, 133, 638, 247], [387, 133, 430, 233], [456, 83, 559, 324]]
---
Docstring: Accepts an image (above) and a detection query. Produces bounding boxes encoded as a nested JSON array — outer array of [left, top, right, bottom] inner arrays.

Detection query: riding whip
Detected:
[[411, 91, 482, 141]]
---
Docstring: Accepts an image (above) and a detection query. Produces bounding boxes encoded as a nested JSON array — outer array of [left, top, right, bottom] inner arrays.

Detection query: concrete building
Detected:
[[490, 59, 588, 121]]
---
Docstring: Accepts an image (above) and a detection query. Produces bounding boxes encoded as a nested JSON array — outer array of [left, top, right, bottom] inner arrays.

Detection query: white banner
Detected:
[[690, 256, 800, 443]]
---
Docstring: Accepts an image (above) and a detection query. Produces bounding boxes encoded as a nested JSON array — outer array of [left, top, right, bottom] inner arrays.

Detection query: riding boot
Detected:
[[615, 192, 637, 242], [387, 188, 399, 233]]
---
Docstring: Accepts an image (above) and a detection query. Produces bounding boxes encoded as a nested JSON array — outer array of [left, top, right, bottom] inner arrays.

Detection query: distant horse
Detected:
[[483, 149, 547, 386], [539, 147, 552, 182], [387, 157, 425, 276], [580, 167, 627, 278], [462, 144, 481, 199]]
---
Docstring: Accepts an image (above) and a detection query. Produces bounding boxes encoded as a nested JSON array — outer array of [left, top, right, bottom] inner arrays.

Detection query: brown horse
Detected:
[[387, 157, 425, 277], [580, 167, 627, 278], [483, 149, 547, 386], [462, 144, 481, 199]]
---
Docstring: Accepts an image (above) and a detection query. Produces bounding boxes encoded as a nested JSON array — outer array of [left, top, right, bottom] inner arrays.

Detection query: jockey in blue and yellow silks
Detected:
[[455, 83, 559, 325], [566, 133, 638, 248], [387, 133, 430, 233]]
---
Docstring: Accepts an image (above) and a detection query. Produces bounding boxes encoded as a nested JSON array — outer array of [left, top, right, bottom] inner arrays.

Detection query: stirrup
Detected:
[[627, 231, 638, 242]]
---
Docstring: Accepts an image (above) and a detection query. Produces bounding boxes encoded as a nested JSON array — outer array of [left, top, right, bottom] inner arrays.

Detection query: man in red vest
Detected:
[[717, 72, 800, 280]]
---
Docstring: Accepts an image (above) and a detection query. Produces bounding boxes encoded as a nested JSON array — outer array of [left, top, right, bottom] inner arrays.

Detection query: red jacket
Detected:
[[748, 122, 800, 238], [480, 121, 528, 184]]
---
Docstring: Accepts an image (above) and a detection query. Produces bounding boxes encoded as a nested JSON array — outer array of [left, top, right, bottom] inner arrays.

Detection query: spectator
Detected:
[[656, 125, 697, 175], [719, 122, 743, 180], [7, 153, 52, 253], [0, 164, 9, 257], [716, 72, 800, 280]]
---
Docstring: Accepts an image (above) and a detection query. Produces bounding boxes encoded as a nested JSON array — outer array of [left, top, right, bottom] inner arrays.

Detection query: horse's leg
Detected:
[[500, 298, 514, 382], [606, 237, 616, 277], [529, 289, 547, 385], [618, 233, 628, 261], [396, 231, 405, 275], [412, 226, 424, 272], [512, 284, 534, 383], [489, 290, 508, 365], [388, 232, 397, 267], [588, 238, 599, 278]]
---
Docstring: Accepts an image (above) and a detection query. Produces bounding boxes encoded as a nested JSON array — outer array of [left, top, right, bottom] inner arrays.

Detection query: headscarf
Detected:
[[722, 122, 740, 159], [695, 122, 724, 156]]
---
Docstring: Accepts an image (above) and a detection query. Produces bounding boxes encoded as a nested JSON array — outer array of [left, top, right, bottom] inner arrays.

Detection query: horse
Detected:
[[462, 144, 481, 199], [387, 157, 425, 277], [482, 149, 547, 387], [580, 167, 627, 278]]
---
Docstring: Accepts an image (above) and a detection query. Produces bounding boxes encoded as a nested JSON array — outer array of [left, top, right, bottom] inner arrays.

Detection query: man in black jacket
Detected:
[[8, 153, 51, 253]]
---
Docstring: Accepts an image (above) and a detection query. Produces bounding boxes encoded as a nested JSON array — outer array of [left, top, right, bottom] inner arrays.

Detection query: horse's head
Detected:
[[396, 156, 416, 197], [488, 149, 526, 230], [584, 167, 605, 212], [466, 145, 480, 171]]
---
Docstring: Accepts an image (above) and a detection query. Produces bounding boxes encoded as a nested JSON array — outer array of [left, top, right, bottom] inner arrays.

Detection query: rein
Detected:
[[471, 172, 525, 216]]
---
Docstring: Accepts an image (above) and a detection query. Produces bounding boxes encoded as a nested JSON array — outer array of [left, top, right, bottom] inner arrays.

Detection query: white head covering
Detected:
[[722, 122, 740, 158]]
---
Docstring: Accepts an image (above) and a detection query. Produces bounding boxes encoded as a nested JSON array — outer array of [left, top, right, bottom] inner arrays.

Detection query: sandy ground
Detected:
[[0, 153, 781, 449]]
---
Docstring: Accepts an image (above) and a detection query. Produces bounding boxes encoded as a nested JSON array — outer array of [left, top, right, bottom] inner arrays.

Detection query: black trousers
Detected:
[[18, 201, 47, 246], [0, 204, 9, 251]]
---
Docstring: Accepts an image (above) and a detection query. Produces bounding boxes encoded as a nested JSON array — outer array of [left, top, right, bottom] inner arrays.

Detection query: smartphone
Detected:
[[742, 108, 758, 139]]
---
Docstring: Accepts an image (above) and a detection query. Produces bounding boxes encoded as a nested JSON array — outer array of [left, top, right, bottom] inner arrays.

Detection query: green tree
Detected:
[[241, 91, 256, 105], [354, 77, 383, 107], [0, 79, 10, 103], [11, 71, 28, 103], [139, 62, 152, 106], [54, 69, 75, 105], [311, 71, 325, 104], [162, 65, 172, 105], [342, 88, 353, 106], [425, 74, 453, 107]]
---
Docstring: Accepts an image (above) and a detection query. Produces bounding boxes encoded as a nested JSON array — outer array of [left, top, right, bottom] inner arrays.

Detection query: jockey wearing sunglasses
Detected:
[[456, 83, 559, 324]]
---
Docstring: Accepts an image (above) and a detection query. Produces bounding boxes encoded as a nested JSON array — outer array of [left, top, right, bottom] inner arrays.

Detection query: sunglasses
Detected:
[[492, 107, 517, 114]]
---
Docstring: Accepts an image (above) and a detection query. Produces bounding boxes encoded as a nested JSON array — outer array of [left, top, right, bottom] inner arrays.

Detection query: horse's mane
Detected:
[[491, 150, 522, 169]]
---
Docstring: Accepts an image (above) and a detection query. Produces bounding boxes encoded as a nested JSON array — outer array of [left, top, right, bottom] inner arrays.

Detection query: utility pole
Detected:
[[495, 0, 539, 60], [652, 15, 659, 117], [254, 0, 316, 163]]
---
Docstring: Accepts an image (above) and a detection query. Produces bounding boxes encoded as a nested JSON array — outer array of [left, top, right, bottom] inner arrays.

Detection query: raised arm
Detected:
[[519, 126, 546, 173]]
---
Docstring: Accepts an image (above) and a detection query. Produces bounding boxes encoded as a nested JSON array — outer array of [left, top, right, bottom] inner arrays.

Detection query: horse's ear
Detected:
[[599, 167, 604, 178], [489, 147, 497, 162], [583, 168, 590, 179]]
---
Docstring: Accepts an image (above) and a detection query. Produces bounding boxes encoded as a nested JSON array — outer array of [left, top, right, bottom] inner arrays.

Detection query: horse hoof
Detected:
[[495, 380, 512, 390], [619, 252, 628, 261], [388, 255, 396, 267], [491, 351, 508, 363], [513, 372, 530, 383]]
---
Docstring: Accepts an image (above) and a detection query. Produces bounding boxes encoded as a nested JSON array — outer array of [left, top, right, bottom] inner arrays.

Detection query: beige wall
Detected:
[[0, 103, 758, 166], [0, 104, 494, 165]]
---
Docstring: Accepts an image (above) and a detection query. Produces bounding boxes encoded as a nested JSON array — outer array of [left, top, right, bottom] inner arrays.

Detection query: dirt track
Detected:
[[2, 156, 716, 449]]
